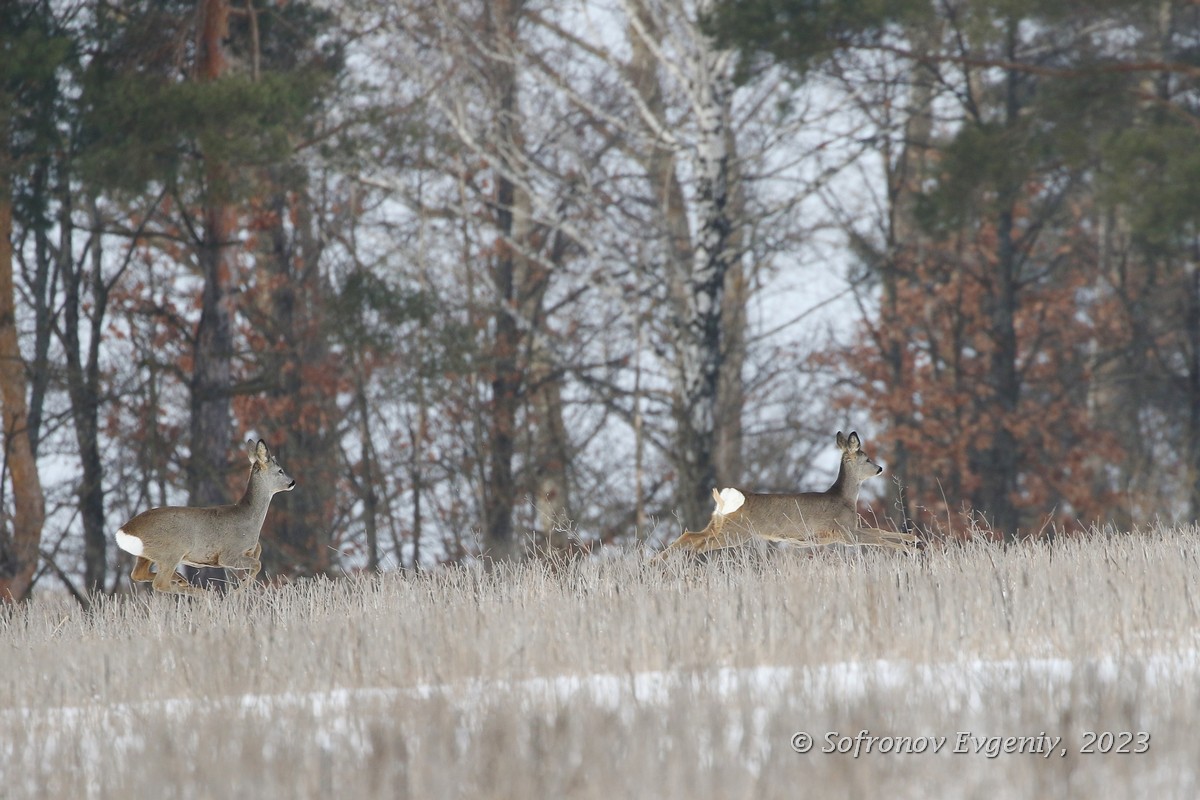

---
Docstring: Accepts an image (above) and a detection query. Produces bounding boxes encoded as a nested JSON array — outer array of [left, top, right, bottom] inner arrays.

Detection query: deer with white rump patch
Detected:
[[114, 439, 296, 595], [656, 431, 916, 559]]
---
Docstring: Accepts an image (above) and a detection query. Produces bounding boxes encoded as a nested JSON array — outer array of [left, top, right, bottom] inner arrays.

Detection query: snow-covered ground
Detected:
[[10, 654, 1198, 781], [5, 536, 1200, 797]]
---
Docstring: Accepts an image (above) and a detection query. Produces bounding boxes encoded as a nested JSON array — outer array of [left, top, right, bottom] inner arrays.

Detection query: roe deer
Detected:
[[656, 431, 916, 559], [114, 439, 296, 595]]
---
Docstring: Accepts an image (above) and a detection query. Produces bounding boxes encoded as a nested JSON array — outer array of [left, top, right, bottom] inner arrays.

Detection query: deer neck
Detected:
[[235, 469, 274, 527], [828, 460, 861, 506]]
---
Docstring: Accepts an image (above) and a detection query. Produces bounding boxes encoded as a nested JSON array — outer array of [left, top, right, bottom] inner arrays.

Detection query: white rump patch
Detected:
[[715, 488, 745, 516], [114, 529, 144, 557]]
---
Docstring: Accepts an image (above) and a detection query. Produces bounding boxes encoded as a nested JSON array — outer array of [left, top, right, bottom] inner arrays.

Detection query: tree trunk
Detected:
[[530, 346, 573, 553], [486, 255, 520, 559], [975, 202, 1021, 539], [188, 0, 236, 586], [0, 169, 46, 602], [973, 44, 1022, 540], [26, 158, 55, 458], [714, 126, 747, 489], [673, 9, 736, 532], [353, 366, 380, 571], [408, 406, 425, 571], [62, 197, 109, 592], [481, 0, 526, 561], [881, 28, 939, 529], [252, 183, 338, 577], [625, 1, 739, 531], [1185, 262, 1200, 520]]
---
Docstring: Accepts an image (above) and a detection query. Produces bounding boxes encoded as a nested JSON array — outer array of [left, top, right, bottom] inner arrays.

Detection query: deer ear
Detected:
[[246, 440, 259, 462], [847, 431, 862, 451], [836, 431, 847, 450], [255, 439, 270, 464]]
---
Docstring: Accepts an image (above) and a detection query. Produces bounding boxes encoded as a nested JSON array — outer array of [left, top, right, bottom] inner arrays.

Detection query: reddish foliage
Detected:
[[830, 211, 1127, 538]]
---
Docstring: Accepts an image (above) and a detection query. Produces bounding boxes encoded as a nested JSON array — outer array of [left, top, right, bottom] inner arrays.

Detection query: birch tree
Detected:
[[622, 0, 740, 530], [540, 0, 831, 529], [494, 0, 847, 533]]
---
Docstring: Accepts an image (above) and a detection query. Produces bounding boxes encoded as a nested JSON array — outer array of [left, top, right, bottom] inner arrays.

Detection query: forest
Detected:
[[2, 0, 1200, 599]]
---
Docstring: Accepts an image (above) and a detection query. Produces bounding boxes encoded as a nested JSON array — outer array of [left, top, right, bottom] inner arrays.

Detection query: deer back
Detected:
[[116, 501, 263, 567], [718, 491, 857, 539]]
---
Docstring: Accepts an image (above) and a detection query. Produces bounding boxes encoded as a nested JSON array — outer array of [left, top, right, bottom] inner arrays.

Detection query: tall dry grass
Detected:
[[3, 527, 1200, 798]]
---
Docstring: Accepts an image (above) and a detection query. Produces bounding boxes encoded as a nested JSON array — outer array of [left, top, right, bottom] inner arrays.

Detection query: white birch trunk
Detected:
[[669, 0, 738, 529]]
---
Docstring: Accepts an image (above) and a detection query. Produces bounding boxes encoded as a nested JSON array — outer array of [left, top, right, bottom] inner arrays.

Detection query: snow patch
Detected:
[[114, 529, 143, 557]]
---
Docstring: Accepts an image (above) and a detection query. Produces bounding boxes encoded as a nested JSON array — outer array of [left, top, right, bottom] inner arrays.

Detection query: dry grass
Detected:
[[3, 527, 1200, 798]]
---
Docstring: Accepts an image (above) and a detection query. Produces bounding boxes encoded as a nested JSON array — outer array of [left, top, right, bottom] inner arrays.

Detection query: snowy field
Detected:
[[4, 530, 1200, 798]]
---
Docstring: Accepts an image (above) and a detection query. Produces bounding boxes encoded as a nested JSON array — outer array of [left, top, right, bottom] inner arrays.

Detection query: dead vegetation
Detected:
[[3, 527, 1200, 798]]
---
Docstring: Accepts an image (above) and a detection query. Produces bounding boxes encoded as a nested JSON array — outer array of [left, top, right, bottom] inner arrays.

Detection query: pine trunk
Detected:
[[252, 184, 338, 577], [0, 171, 46, 602], [882, 31, 939, 529], [976, 203, 1021, 540], [188, 0, 236, 586], [975, 47, 1023, 541]]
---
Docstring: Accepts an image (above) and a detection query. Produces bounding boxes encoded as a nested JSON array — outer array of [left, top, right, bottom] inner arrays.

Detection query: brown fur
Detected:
[[115, 440, 295, 596], [656, 431, 915, 559]]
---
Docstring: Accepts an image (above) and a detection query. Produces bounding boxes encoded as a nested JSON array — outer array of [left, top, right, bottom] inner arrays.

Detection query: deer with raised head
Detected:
[[656, 431, 916, 559], [114, 439, 296, 595]]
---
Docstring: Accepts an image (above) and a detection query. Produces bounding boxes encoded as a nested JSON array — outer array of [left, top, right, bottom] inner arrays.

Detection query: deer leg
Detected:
[[860, 526, 918, 545], [653, 531, 707, 561], [130, 556, 155, 583], [151, 562, 206, 596], [852, 527, 919, 551], [654, 526, 755, 561], [812, 527, 860, 547], [219, 549, 262, 590], [693, 528, 754, 555]]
